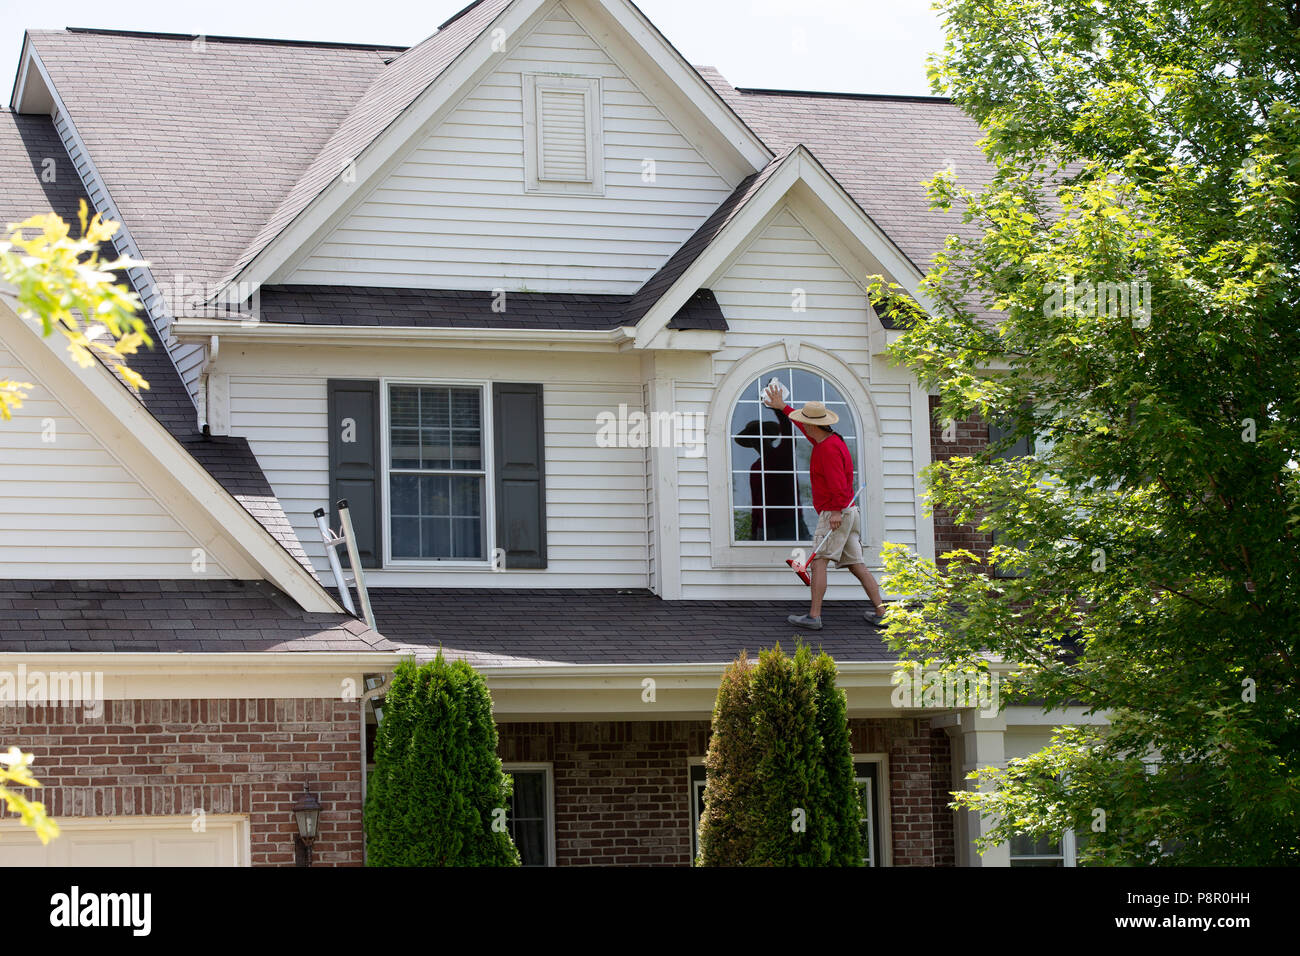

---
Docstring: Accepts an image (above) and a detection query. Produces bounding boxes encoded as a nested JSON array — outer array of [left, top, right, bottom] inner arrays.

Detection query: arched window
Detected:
[[728, 366, 859, 544]]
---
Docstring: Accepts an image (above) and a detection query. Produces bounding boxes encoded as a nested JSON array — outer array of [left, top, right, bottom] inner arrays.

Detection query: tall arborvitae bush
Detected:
[[812, 651, 864, 865], [697, 643, 861, 866], [696, 653, 758, 865], [366, 653, 520, 866]]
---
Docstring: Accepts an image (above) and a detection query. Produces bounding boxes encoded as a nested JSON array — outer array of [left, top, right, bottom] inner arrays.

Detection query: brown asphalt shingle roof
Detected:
[[365, 588, 896, 666], [25, 28, 397, 290], [0, 579, 397, 652], [255, 284, 726, 331], [697, 67, 993, 276]]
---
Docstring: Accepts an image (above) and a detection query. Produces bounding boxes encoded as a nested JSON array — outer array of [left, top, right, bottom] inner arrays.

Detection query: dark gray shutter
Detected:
[[328, 379, 381, 568], [493, 383, 547, 569]]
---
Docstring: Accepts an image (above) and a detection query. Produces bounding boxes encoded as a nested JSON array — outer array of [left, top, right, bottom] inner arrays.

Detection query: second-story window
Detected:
[[388, 384, 486, 561], [728, 367, 859, 545]]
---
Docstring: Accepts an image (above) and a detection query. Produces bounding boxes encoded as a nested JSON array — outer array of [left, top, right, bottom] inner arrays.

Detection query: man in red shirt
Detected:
[[764, 383, 888, 629]]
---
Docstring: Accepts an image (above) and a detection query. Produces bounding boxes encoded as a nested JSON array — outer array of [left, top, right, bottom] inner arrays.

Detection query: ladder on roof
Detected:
[[313, 499, 375, 629]]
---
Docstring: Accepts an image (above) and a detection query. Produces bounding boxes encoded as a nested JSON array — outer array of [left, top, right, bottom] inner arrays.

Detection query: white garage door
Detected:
[[0, 816, 249, 866]]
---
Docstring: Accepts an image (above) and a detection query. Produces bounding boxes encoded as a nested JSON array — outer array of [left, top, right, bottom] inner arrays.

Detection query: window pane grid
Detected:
[[389, 384, 486, 562], [730, 368, 857, 544]]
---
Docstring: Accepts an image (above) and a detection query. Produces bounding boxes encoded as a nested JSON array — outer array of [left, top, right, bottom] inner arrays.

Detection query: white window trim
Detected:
[[707, 342, 886, 569], [522, 72, 605, 196], [687, 756, 706, 865], [853, 752, 892, 867], [380, 377, 497, 569], [502, 761, 556, 867], [1009, 829, 1076, 866]]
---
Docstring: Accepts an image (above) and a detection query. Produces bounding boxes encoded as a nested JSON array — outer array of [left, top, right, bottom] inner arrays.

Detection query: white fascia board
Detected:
[[635, 328, 725, 352], [471, 659, 1020, 719], [174, 319, 636, 353], [19, 46, 195, 403], [3, 652, 397, 701], [0, 291, 342, 614], [230, 0, 550, 292], [10, 34, 45, 113], [1004, 705, 1110, 727], [587, 0, 771, 174]]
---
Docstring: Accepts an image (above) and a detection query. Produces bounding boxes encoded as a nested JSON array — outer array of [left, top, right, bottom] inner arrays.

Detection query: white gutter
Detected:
[[173, 318, 637, 352]]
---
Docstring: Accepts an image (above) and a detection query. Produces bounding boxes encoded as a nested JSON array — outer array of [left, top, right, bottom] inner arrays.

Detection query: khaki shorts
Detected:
[[813, 505, 864, 567]]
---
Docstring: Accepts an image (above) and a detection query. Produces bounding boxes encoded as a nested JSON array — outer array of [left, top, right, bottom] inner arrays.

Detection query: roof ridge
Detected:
[[438, 0, 489, 31], [59, 25, 407, 52], [734, 86, 952, 104]]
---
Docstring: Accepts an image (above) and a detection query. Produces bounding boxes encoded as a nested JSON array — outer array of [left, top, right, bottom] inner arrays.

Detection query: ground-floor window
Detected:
[[853, 761, 882, 867], [690, 758, 886, 865], [689, 763, 707, 863], [1009, 830, 1078, 866], [503, 763, 554, 866]]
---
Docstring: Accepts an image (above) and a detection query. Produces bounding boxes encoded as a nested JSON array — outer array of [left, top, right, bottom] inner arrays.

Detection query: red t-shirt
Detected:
[[784, 405, 855, 512]]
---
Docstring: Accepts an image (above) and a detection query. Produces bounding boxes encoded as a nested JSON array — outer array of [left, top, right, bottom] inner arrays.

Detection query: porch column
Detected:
[[933, 710, 1010, 867]]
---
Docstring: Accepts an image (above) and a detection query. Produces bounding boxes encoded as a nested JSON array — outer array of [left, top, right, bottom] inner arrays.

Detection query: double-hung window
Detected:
[[387, 384, 486, 562]]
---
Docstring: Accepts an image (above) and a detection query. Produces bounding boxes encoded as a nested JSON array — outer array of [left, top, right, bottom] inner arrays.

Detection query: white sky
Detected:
[[3, 0, 948, 104]]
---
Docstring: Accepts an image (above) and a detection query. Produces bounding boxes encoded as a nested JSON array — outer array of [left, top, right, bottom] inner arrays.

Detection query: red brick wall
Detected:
[[848, 717, 956, 867], [499, 718, 957, 867], [498, 720, 708, 866], [928, 396, 993, 569], [3, 698, 363, 866]]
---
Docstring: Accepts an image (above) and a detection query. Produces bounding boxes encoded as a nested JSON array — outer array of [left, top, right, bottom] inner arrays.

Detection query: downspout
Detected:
[[198, 334, 218, 432], [358, 675, 387, 865]]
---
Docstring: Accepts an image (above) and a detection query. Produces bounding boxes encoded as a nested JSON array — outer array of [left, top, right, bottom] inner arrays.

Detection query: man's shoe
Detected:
[[863, 608, 887, 628], [788, 613, 823, 631]]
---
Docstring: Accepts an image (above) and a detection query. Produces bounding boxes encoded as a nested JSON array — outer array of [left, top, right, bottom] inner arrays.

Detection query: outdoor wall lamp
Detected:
[[293, 784, 323, 867]]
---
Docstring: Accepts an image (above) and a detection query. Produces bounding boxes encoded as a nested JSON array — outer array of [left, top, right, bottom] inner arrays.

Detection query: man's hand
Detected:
[[827, 511, 842, 531], [763, 383, 785, 409]]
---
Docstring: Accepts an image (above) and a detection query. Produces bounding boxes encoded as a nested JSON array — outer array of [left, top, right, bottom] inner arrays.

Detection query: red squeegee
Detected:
[[785, 485, 865, 586]]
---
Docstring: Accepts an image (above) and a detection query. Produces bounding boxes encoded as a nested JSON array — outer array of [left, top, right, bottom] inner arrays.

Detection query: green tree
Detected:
[[697, 652, 759, 865], [366, 654, 520, 866], [698, 644, 861, 866], [876, 0, 1300, 864], [812, 652, 863, 865], [0, 201, 150, 417], [1, 747, 58, 845]]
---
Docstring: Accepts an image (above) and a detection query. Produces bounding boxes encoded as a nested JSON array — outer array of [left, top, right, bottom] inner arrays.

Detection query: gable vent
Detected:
[[539, 89, 590, 182], [523, 73, 603, 195]]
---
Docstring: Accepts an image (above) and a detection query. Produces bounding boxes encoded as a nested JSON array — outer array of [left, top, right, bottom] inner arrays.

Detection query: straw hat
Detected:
[[787, 401, 839, 427]]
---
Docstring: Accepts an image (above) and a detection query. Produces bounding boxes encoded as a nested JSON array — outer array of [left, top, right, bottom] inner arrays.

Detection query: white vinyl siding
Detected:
[[288, 5, 735, 294], [0, 344, 228, 578], [226, 353, 650, 588]]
